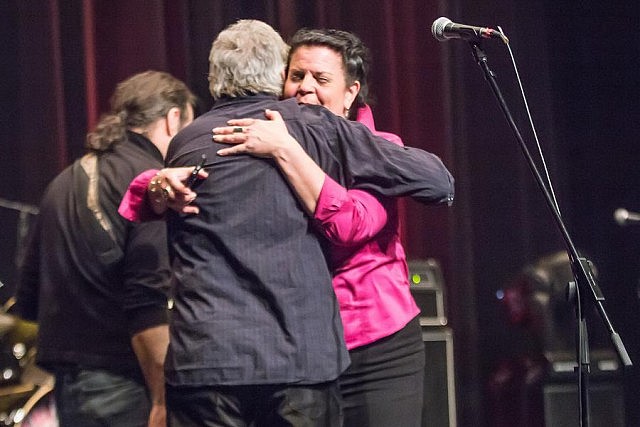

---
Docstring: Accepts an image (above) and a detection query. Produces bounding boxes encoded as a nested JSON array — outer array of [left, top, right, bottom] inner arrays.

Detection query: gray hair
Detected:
[[208, 20, 289, 99]]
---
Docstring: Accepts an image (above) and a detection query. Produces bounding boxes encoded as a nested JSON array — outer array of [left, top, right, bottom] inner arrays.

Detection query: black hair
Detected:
[[287, 29, 372, 119]]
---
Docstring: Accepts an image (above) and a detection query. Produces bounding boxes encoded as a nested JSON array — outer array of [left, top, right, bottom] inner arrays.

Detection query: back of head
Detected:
[[288, 28, 371, 113], [86, 70, 196, 152], [208, 19, 289, 99]]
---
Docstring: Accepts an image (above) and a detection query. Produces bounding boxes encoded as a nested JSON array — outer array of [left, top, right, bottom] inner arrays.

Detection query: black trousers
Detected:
[[339, 316, 425, 427], [166, 381, 342, 427]]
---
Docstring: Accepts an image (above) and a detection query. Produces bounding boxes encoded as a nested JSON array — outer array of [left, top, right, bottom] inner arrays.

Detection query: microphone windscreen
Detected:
[[431, 17, 452, 41], [614, 208, 629, 226]]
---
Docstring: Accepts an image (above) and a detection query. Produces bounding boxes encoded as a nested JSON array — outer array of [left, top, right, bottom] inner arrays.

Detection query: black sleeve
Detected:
[[121, 219, 171, 335], [294, 106, 455, 205]]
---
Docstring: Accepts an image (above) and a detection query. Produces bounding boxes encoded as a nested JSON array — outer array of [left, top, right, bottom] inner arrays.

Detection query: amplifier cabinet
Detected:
[[409, 259, 447, 326], [543, 380, 625, 427], [422, 326, 457, 427]]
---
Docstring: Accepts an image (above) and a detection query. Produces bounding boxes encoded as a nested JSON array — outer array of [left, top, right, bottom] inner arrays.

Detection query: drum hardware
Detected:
[[0, 383, 56, 426], [0, 314, 37, 388], [0, 298, 57, 425]]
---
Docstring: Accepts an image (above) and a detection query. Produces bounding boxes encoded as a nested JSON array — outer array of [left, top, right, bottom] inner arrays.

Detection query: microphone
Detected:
[[614, 208, 640, 226], [431, 17, 508, 43]]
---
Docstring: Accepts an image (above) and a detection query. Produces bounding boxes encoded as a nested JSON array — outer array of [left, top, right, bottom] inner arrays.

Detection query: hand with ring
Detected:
[[212, 109, 300, 159], [148, 166, 208, 215]]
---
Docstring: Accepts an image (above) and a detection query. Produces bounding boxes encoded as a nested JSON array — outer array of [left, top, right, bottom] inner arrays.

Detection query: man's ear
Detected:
[[165, 107, 182, 137]]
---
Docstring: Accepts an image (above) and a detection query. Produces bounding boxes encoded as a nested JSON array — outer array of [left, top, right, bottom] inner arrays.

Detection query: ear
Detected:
[[165, 107, 182, 137], [344, 80, 361, 114]]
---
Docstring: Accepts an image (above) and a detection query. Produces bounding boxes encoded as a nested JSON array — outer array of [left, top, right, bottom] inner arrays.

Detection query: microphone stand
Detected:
[[467, 41, 632, 427]]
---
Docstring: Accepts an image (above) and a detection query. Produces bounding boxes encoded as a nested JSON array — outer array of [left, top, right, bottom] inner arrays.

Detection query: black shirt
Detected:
[[164, 94, 454, 386], [15, 131, 171, 376]]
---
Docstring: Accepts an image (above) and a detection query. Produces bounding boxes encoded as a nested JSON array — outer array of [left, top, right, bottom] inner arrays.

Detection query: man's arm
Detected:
[[215, 106, 454, 206], [122, 218, 172, 427], [131, 324, 169, 427], [327, 113, 455, 205]]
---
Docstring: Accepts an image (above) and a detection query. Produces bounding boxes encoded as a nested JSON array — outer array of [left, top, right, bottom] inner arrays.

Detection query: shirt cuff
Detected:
[[118, 169, 162, 222], [126, 304, 169, 336]]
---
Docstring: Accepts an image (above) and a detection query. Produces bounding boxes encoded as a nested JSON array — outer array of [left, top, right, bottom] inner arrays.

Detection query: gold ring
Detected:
[[233, 127, 244, 133], [149, 175, 170, 204]]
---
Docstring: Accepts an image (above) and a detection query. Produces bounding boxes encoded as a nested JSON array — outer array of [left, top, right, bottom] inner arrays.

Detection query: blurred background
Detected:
[[1, 1, 639, 425]]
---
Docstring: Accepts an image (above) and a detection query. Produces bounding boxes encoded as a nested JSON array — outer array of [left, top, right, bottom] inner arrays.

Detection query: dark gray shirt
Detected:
[[16, 132, 170, 376], [164, 94, 454, 386]]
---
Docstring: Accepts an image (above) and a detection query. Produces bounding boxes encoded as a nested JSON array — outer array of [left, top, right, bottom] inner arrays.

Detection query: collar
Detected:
[[211, 93, 280, 111], [355, 104, 377, 131], [126, 130, 164, 163]]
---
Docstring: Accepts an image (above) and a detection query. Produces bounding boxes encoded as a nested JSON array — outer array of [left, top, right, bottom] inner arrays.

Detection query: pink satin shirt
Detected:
[[315, 105, 420, 350]]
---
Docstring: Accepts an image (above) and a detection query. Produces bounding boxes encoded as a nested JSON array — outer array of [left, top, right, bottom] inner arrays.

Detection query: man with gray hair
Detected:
[[161, 20, 453, 426]]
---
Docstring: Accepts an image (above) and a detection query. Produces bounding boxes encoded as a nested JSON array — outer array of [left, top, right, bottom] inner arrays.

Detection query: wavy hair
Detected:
[[287, 29, 372, 120], [86, 70, 196, 152], [208, 20, 289, 99]]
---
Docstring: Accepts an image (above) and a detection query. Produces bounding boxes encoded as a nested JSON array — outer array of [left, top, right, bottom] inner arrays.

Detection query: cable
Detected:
[[498, 26, 563, 217]]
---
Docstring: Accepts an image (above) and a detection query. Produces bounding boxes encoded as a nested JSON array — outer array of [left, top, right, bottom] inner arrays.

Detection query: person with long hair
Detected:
[[15, 71, 195, 426]]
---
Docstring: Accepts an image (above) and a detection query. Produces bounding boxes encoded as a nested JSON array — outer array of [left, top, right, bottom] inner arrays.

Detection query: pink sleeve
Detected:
[[312, 106, 404, 246], [118, 169, 162, 222], [314, 175, 388, 246]]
